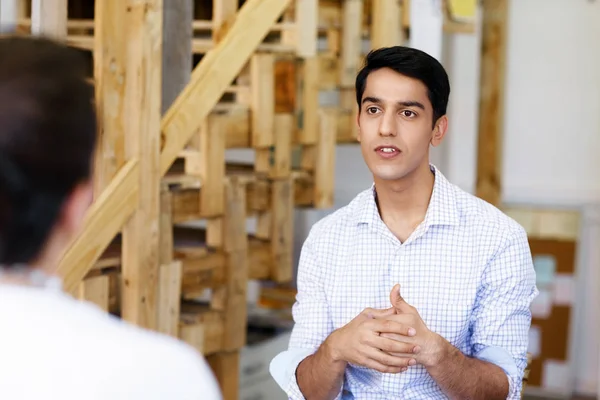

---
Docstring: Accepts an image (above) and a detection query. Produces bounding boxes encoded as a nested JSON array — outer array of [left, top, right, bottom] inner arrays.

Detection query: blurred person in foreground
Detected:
[[270, 46, 538, 400], [0, 35, 221, 399]]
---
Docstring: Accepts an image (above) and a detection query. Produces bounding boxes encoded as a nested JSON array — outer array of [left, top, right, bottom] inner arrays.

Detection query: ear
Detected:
[[430, 115, 448, 147], [59, 180, 94, 236], [355, 108, 362, 143]]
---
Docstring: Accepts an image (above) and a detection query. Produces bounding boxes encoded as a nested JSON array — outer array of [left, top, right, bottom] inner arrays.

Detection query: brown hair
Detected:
[[0, 35, 96, 266]]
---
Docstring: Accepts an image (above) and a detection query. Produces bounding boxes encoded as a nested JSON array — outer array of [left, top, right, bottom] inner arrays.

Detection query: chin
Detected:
[[371, 166, 409, 182]]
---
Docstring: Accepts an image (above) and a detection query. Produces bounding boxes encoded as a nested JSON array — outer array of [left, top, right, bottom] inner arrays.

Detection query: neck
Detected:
[[374, 162, 435, 231]]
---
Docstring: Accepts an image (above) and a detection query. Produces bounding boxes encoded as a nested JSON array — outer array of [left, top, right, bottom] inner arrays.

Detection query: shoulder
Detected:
[[304, 187, 373, 245], [452, 185, 528, 243], [64, 298, 222, 399]]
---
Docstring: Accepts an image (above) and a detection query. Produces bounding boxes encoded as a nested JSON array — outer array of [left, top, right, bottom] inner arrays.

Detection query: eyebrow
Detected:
[[362, 96, 425, 110]]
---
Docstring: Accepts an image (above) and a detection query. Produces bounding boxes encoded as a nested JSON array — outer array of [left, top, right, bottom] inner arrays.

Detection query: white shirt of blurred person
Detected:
[[0, 35, 222, 400]]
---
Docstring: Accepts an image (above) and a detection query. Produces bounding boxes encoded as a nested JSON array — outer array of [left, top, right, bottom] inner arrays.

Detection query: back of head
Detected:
[[0, 35, 96, 268], [355, 46, 451, 126]]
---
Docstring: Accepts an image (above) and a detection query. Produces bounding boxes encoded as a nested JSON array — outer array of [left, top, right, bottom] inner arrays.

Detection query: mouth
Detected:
[[374, 145, 401, 158]]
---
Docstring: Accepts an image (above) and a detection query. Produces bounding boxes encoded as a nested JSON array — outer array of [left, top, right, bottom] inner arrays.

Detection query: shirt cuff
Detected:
[[474, 346, 522, 399], [270, 348, 344, 400]]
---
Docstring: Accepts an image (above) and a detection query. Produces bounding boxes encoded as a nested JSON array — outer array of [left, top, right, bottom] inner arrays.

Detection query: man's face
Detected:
[[357, 67, 446, 182]]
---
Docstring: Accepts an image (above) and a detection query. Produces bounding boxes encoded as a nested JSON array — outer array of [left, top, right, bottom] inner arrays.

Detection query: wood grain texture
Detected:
[[475, 0, 508, 206]]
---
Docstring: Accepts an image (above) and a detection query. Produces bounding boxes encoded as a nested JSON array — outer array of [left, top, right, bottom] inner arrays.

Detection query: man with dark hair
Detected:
[[270, 46, 537, 399]]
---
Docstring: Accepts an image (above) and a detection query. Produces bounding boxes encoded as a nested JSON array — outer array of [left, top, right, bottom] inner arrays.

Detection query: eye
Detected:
[[366, 106, 380, 114], [401, 110, 416, 118]]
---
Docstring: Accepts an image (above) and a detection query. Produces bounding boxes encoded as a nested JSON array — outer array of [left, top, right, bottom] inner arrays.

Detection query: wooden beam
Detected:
[[57, 160, 139, 293], [371, 0, 402, 49], [295, 0, 318, 57], [212, 0, 237, 43], [475, 0, 508, 206], [56, 0, 290, 290], [160, 0, 291, 176], [30, 0, 68, 38], [0, 0, 21, 30], [120, 0, 163, 330], [93, 0, 127, 197]]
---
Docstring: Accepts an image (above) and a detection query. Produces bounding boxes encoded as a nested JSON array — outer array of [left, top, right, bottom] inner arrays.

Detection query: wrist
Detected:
[[423, 333, 455, 369], [322, 330, 348, 367]]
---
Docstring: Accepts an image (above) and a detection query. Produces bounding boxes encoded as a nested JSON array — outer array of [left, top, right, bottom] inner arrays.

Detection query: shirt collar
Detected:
[[356, 164, 460, 228]]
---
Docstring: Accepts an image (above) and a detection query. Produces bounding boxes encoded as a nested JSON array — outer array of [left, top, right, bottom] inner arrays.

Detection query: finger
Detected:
[[364, 347, 416, 369], [361, 359, 409, 374], [390, 284, 413, 313], [368, 319, 416, 337], [363, 307, 396, 319], [373, 336, 419, 355]]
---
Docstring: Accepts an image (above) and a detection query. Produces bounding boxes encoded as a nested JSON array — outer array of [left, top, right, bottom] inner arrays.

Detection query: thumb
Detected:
[[390, 284, 411, 313]]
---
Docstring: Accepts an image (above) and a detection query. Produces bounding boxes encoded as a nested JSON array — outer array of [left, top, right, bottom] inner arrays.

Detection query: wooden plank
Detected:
[[157, 261, 183, 337], [270, 113, 293, 178], [300, 57, 320, 144], [274, 57, 296, 113], [77, 275, 110, 312], [371, 0, 402, 49], [56, 160, 139, 293], [93, 0, 127, 196], [30, 0, 68, 38], [340, 0, 363, 87], [212, 0, 237, 43], [475, 0, 508, 206], [207, 351, 241, 400], [295, 0, 318, 57], [314, 108, 337, 208], [199, 114, 225, 217], [250, 53, 275, 148], [120, 0, 163, 330], [0, 0, 21, 30], [162, 0, 193, 114], [270, 178, 294, 282], [160, 0, 291, 176]]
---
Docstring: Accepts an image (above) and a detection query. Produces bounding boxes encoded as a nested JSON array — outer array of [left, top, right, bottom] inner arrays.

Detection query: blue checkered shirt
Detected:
[[270, 165, 538, 399]]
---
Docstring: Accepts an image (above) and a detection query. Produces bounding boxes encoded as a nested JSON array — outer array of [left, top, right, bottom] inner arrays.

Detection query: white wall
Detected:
[[293, 0, 600, 395]]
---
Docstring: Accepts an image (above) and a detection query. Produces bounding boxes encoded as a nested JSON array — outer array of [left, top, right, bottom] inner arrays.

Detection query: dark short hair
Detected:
[[355, 46, 451, 127], [0, 35, 96, 267]]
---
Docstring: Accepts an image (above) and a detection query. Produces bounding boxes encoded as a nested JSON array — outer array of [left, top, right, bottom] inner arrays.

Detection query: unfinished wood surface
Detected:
[[121, 0, 163, 330], [160, 0, 291, 176], [57, 160, 139, 293], [0, 0, 22, 29], [162, 0, 193, 114], [212, 0, 237, 43], [270, 113, 293, 178], [295, 0, 318, 57], [475, 0, 508, 206], [274, 57, 296, 113], [30, 0, 68, 38], [157, 261, 183, 337], [340, 0, 363, 87], [371, 0, 402, 49], [270, 178, 294, 282], [314, 108, 337, 208], [207, 351, 241, 400], [77, 275, 110, 312], [250, 53, 275, 148], [93, 0, 127, 196], [199, 115, 225, 217], [300, 57, 320, 144]]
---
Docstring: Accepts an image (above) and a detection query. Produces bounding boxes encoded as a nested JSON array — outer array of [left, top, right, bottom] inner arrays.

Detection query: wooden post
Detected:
[[30, 0, 68, 38], [475, 0, 508, 207], [295, 0, 318, 58], [212, 0, 238, 43], [121, 0, 163, 330], [93, 1, 127, 197], [371, 0, 402, 49], [0, 0, 21, 31]]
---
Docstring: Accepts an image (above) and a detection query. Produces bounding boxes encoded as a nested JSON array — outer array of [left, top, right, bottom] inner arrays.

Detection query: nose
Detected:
[[378, 111, 396, 137]]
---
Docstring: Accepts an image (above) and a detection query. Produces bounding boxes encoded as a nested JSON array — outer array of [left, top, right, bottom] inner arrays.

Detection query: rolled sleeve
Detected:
[[470, 226, 539, 399], [269, 230, 343, 400]]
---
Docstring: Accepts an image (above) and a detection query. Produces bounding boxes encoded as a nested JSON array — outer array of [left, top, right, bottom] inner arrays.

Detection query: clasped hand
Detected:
[[327, 284, 443, 374]]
